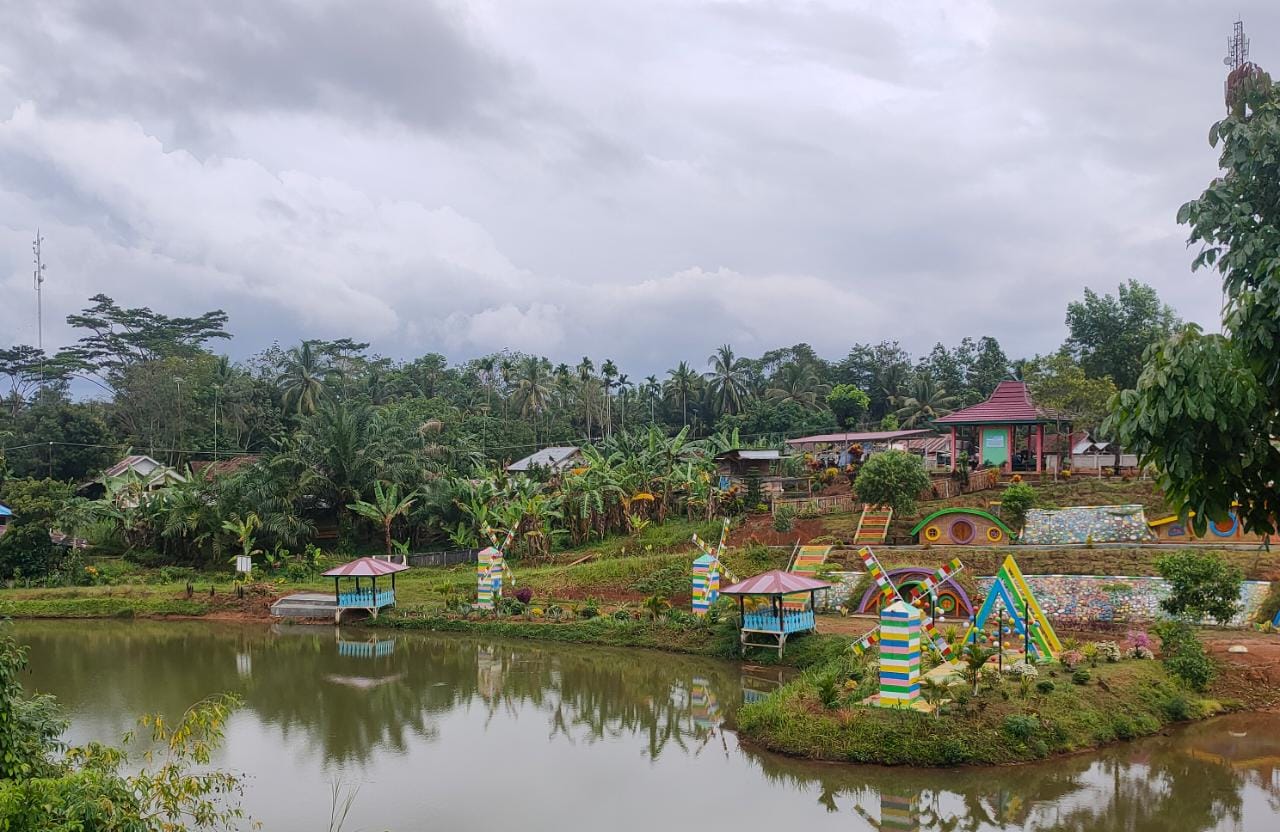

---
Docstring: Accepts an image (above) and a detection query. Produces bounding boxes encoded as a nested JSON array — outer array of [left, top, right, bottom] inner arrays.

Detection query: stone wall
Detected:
[[818, 570, 1271, 628], [975, 573, 1271, 628]]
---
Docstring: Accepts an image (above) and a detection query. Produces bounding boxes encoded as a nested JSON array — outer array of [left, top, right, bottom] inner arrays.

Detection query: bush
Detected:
[[1000, 482, 1037, 531], [0, 524, 57, 580], [1035, 680, 1056, 695], [1072, 669, 1091, 685], [1096, 641, 1122, 663], [1060, 650, 1084, 670], [1155, 550, 1244, 625], [772, 506, 795, 533], [815, 671, 842, 710], [1154, 619, 1215, 691], [515, 587, 533, 605], [1002, 714, 1039, 741], [853, 451, 931, 516]]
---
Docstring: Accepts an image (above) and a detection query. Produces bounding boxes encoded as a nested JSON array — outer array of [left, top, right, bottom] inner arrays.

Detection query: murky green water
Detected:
[[12, 620, 1280, 831]]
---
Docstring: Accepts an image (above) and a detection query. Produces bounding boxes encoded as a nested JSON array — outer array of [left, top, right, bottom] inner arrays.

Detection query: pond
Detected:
[[13, 620, 1280, 831]]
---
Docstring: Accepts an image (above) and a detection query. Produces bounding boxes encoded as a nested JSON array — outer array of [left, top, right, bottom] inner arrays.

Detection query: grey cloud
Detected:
[[5, 0, 513, 134]]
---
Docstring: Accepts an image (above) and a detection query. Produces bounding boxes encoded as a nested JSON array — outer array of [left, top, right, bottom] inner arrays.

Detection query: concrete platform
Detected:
[[270, 593, 338, 618]]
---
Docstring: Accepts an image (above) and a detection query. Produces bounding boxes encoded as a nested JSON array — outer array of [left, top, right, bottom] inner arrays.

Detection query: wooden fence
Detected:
[[772, 493, 857, 517], [922, 469, 999, 500], [406, 548, 480, 568]]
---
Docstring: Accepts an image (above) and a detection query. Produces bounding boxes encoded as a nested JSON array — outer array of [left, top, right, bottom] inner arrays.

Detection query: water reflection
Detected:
[[11, 620, 1280, 832]]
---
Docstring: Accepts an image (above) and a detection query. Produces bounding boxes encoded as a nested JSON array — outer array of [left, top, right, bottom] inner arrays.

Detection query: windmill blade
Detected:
[[851, 627, 881, 656], [858, 546, 907, 606], [714, 517, 730, 557], [906, 558, 966, 603]]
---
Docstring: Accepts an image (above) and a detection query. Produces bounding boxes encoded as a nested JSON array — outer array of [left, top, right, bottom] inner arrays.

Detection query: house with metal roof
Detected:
[[78, 454, 187, 499], [506, 446, 584, 474], [933, 381, 1070, 474]]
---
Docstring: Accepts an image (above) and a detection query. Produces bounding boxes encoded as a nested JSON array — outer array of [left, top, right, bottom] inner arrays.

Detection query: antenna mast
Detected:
[[32, 230, 46, 386]]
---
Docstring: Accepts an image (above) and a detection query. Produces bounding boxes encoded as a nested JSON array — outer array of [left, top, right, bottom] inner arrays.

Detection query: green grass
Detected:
[[737, 655, 1218, 766], [0, 596, 210, 618], [371, 610, 846, 668]]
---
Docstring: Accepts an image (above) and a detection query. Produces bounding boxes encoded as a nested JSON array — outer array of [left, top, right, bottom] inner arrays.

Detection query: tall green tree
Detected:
[[825, 384, 870, 428], [277, 341, 339, 416], [664, 361, 699, 427], [705, 344, 751, 417], [1065, 280, 1180, 389], [893, 375, 958, 428], [1109, 57, 1279, 536], [349, 481, 418, 557]]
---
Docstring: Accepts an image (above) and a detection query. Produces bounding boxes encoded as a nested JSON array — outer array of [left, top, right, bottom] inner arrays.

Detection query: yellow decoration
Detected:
[[986, 526, 1004, 543], [924, 526, 942, 542]]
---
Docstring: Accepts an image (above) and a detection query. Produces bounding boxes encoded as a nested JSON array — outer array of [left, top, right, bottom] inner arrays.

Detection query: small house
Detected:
[[190, 455, 262, 481], [78, 454, 187, 500], [713, 449, 787, 496], [506, 446, 584, 475], [934, 381, 1070, 474]]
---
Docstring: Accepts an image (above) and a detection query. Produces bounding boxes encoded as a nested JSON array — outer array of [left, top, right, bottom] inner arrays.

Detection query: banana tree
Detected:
[[348, 481, 418, 557]]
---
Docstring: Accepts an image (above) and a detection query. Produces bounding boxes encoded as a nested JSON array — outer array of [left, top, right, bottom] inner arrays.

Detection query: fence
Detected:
[[771, 493, 857, 517], [923, 469, 999, 500], [406, 548, 480, 568]]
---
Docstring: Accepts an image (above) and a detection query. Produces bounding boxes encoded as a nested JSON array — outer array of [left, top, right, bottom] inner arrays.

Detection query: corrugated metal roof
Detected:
[[714, 449, 782, 461], [507, 446, 582, 471], [934, 381, 1059, 425], [786, 429, 933, 445]]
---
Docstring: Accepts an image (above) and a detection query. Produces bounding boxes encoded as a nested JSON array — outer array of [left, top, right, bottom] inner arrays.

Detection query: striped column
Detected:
[[878, 600, 921, 707]]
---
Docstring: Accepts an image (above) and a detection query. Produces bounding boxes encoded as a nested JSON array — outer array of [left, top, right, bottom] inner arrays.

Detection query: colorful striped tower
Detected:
[[475, 547, 496, 610], [692, 554, 720, 615], [877, 600, 922, 708]]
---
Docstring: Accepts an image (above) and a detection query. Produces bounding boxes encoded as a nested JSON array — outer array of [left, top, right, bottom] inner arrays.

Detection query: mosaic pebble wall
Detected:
[[817, 571, 1271, 627], [974, 574, 1271, 628], [1019, 505, 1154, 545]]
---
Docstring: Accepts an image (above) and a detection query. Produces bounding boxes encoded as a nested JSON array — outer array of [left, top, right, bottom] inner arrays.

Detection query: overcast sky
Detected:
[[1, 1, 1275, 374]]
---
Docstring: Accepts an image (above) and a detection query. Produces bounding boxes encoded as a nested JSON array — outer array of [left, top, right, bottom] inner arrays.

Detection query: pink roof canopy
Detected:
[[934, 381, 1061, 425], [322, 557, 410, 577], [720, 570, 831, 595]]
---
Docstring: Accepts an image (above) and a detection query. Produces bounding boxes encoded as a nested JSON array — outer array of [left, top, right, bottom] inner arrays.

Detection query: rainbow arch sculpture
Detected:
[[966, 555, 1061, 660]]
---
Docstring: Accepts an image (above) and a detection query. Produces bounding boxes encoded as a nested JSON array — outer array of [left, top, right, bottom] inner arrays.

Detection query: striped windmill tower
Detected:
[[476, 525, 516, 610]]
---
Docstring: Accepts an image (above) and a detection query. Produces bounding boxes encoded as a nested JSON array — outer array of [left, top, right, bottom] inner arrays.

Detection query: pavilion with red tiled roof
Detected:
[[934, 381, 1070, 475]]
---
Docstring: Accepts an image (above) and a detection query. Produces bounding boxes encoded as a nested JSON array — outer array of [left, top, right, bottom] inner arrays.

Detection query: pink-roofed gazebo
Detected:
[[934, 381, 1070, 475], [721, 570, 830, 657], [323, 557, 409, 621]]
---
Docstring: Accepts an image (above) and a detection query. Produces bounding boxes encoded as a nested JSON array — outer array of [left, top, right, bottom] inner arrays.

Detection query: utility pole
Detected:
[[32, 231, 46, 388], [213, 384, 220, 462]]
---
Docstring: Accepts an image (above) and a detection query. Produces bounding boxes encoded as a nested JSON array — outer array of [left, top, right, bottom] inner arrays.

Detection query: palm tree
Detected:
[[706, 344, 750, 417], [766, 362, 830, 410], [642, 375, 660, 424], [348, 481, 418, 557], [514, 356, 553, 442], [278, 341, 338, 416], [961, 643, 996, 694], [664, 362, 698, 427], [616, 373, 632, 433], [919, 677, 953, 717], [600, 359, 618, 437], [577, 357, 596, 439], [893, 376, 959, 427]]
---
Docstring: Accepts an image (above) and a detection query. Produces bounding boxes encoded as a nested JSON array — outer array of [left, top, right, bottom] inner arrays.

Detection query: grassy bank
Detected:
[[737, 655, 1223, 767], [369, 610, 847, 668], [0, 595, 211, 618]]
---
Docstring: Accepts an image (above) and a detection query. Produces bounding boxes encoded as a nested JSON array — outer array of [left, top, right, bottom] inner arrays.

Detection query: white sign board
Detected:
[[235, 555, 252, 574]]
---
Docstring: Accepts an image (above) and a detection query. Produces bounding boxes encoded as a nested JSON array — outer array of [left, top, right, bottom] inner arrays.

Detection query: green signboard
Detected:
[[981, 428, 1008, 468]]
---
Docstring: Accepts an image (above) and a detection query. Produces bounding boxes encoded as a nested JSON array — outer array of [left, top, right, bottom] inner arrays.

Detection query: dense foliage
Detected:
[[1109, 60, 1280, 536], [853, 450, 931, 517]]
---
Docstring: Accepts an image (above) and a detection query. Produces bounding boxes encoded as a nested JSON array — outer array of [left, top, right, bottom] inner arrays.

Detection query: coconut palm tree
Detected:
[[961, 643, 996, 694], [706, 344, 751, 417], [277, 341, 339, 416], [348, 481, 418, 557], [893, 375, 960, 427], [664, 362, 699, 427], [600, 359, 618, 437], [766, 362, 830, 410], [642, 375, 661, 424], [576, 356, 596, 439], [514, 356, 553, 442]]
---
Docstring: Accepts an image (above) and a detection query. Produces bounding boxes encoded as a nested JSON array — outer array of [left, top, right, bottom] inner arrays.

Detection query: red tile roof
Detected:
[[934, 381, 1060, 425]]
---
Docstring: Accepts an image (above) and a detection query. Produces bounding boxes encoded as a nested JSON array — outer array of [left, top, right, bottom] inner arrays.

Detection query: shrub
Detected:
[[853, 451, 931, 517], [1060, 650, 1084, 670], [1158, 691, 1199, 721], [1072, 669, 1091, 685], [0, 524, 57, 580], [611, 608, 632, 622], [1006, 660, 1038, 679], [1003, 714, 1039, 741], [1154, 619, 1215, 691], [1096, 641, 1122, 663], [1000, 482, 1037, 531], [772, 506, 795, 533], [815, 671, 842, 710], [515, 587, 533, 605], [1156, 550, 1244, 625], [1035, 679, 1056, 695]]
